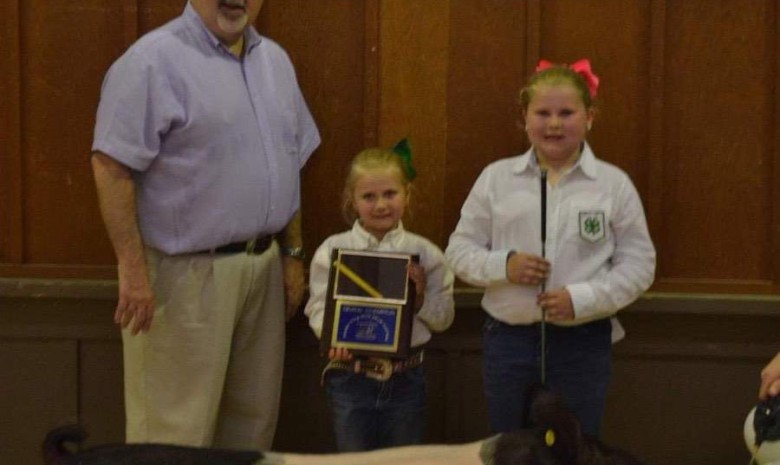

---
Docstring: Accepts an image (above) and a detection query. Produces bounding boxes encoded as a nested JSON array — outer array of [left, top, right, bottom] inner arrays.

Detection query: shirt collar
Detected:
[[511, 150, 534, 174], [577, 142, 598, 179], [511, 141, 598, 179], [183, 2, 263, 56], [351, 221, 406, 249]]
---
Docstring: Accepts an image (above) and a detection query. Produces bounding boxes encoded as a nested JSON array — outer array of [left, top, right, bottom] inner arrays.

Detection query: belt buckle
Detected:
[[245, 237, 257, 254], [363, 358, 393, 381]]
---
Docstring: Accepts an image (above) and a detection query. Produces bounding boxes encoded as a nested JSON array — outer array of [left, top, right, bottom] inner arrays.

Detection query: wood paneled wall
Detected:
[[2, 0, 780, 295], [2, 2, 780, 464]]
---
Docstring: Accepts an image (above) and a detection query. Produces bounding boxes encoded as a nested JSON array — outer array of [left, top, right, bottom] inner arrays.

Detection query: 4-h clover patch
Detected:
[[579, 211, 606, 242]]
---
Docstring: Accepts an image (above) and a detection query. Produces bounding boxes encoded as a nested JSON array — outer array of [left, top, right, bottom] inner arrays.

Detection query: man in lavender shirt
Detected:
[[91, 0, 320, 450]]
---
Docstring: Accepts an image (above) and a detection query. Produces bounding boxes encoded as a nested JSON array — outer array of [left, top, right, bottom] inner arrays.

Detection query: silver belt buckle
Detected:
[[245, 237, 257, 254], [364, 358, 393, 381]]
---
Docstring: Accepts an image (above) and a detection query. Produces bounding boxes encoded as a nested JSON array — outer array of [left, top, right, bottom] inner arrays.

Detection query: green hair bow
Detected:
[[392, 138, 417, 182]]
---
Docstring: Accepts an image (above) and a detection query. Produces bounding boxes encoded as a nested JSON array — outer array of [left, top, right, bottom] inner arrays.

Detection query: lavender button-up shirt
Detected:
[[92, 3, 320, 254]]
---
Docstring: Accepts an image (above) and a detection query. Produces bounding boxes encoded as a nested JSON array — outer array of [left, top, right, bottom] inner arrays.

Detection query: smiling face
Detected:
[[351, 167, 409, 241], [524, 82, 594, 169], [190, 0, 264, 45]]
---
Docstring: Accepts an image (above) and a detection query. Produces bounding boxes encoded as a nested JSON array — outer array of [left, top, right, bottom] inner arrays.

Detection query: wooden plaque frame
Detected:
[[320, 248, 417, 359]]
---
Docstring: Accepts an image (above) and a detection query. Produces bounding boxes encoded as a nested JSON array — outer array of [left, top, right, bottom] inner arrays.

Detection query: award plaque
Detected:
[[320, 248, 418, 359]]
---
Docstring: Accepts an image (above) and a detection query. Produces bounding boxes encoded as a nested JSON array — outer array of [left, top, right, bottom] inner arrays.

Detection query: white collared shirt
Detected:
[[305, 221, 455, 347], [445, 143, 655, 338]]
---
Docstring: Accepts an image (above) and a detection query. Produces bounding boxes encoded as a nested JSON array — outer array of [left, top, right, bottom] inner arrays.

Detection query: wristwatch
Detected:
[[281, 246, 306, 260]]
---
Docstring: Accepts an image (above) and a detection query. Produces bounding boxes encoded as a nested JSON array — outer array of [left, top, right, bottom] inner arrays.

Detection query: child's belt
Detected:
[[321, 350, 424, 383]]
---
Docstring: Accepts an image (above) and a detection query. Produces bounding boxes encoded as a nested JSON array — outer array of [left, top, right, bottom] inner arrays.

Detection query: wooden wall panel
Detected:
[[444, 0, 528, 240], [2, 285, 779, 465], [273, 328, 335, 453], [260, 0, 372, 257], [0, 0, 22, 264], [138, 0, 184, 34], [79, 340, 124, 448], [20, 0, 127, 267], [379, 0, 450, 245], [0, 340, 78, 465], [645, 0, 667, 291], [538, 0, 652, 191], [3, 0, 780, 292], [442, 350, 490, 441], [607, 355, 763, 465], [4, 3, 780, 464], [659, 0, 775, 290], [603, 309, 779, 465], [774, 0, 780, 300]]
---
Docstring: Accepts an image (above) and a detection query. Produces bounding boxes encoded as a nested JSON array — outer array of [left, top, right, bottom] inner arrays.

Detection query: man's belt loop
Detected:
[[245, 237, 257, 254]]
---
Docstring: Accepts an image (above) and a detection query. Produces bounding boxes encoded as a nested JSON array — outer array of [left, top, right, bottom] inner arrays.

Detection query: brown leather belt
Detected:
[[321, 350, 425, 383], [198, 235, 274, 255]]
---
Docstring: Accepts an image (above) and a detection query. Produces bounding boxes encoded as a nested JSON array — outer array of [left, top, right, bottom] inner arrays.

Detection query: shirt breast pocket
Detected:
[[565, 197, 613, 246]]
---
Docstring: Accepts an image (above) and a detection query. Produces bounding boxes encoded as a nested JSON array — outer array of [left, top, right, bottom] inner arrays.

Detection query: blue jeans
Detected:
[[324, 366, 427, 451], [482, 316, 612, 437]]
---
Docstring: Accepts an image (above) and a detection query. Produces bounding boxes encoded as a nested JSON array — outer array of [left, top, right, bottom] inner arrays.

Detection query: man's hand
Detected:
[[115, 262, 155, 334]]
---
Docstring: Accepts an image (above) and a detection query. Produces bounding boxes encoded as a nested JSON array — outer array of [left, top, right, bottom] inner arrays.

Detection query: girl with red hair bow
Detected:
[[446, 59, 656, 437]]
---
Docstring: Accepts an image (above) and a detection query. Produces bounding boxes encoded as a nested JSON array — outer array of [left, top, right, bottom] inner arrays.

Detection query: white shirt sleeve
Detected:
[[567, 176, 656, 320], [445, 168, 513, 287], [415, 246, 455, 332], [303, 241, 332, 339]]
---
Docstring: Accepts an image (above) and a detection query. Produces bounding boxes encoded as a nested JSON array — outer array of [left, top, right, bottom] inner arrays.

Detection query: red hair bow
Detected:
[[535, 58, 600, 99]]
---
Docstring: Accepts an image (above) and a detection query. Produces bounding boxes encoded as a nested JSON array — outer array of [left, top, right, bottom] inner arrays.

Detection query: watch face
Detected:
[[283, 247, 305, 259]]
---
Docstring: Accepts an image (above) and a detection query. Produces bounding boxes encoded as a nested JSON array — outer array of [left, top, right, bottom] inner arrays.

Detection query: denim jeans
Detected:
[[482, 315, 612, 437], [324, 365, 427, 451]]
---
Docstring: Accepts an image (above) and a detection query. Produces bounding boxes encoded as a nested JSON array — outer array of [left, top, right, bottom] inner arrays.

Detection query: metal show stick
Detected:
[[540, 169, 548, 385]]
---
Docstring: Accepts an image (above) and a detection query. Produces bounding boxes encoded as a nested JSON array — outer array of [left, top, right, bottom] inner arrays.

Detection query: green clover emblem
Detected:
[[584, 217, 601, 235]]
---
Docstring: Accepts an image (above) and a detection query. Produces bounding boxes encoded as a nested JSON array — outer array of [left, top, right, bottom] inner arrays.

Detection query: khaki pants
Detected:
[[122, 243, 285, 450]]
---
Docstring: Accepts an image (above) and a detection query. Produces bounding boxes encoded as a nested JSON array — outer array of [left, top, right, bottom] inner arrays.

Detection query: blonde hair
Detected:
[[518, 65, 595, 112], [341, 147, 412, 225]]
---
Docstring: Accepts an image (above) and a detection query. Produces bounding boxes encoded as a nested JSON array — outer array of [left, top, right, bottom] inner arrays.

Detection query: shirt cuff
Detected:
[[487, 250, 513, 283], [307, 313, 323, 339], [566, 282, 596, 319]]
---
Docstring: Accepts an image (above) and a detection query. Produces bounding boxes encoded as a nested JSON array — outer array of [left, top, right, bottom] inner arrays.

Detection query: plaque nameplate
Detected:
[[320, 249, 417, 358]]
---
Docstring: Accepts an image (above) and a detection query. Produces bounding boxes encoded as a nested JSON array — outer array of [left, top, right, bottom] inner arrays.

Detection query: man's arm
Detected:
[[279, 210, 305, 320], [91, 151, 155, 334]]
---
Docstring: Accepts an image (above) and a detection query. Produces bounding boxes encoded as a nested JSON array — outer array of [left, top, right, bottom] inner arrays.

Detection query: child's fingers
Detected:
[[770, 380, 780, 397], [407, 263, 425, 280], [328, 347, 352, 361]]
